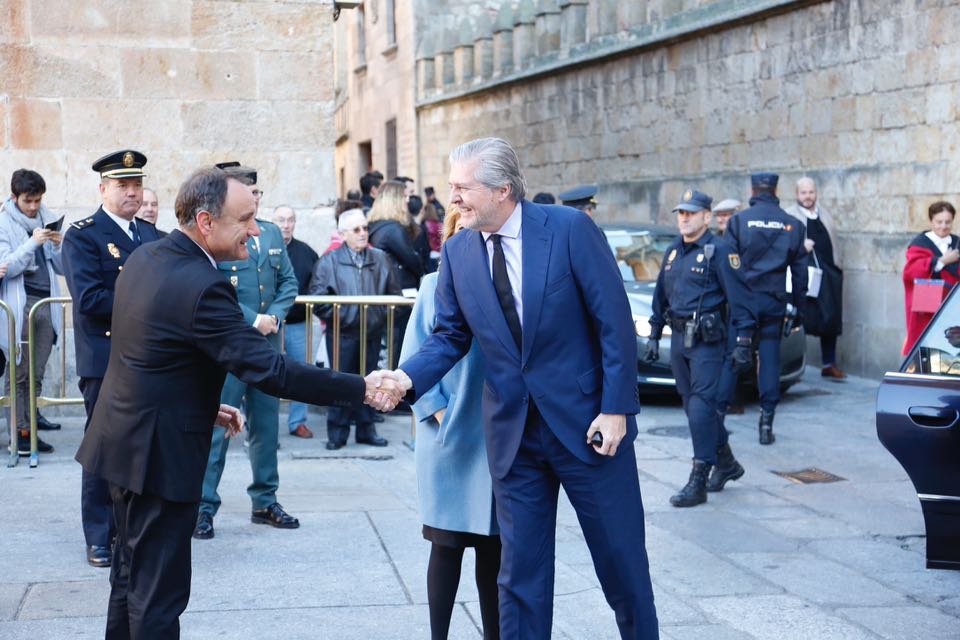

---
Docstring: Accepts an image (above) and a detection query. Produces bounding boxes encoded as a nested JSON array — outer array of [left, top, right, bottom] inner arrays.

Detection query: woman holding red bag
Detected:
[[903, 201, 960, 355]]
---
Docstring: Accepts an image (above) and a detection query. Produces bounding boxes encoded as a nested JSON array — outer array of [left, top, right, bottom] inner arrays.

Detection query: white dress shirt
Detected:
[[481, 201, 523, 327], [102, 207, 138, 242], [185, 235, 217, 268], [926, 231, 953, 272]]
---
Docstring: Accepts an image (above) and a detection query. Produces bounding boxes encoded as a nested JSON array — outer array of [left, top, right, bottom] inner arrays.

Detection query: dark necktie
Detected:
[[128, 220, 141, 246], [491, 234, 522, 350]]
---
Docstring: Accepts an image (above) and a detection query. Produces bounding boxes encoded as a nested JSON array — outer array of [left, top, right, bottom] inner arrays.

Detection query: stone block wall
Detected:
[[0, 0, 337, 247], [414, 0, 960, 377]]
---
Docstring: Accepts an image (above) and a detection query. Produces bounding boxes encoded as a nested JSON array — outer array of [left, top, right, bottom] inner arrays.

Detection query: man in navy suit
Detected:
[[62, 149, 162, 568], [389, 138, 658, 639]]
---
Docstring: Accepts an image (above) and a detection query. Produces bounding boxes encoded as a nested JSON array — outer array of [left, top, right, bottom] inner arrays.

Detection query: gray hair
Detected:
[[449, 137, 526, 202], [338, 208, 366, 232], [175, 167, 230, 227]]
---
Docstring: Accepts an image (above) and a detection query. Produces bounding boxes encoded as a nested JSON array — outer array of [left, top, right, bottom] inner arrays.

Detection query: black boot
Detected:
[[707, 443, 745, 492], [758, 410, 775, 445], [670, 459, 712, 508]]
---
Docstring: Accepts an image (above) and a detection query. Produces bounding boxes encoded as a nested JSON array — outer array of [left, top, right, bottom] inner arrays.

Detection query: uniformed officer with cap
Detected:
[[558, 184, 598, 217], [645, 189, 756, 507], [195, 161, 300, 540], [721, 173, 807, 445], [62, 149, 162, 567]]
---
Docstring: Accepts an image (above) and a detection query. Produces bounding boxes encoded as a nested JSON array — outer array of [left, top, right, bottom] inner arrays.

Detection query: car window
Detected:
[[902, 286, 960, 376], [604, 229, 674, 282]]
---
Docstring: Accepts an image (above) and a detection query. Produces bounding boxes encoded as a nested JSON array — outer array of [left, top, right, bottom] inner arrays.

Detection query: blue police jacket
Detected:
[[725, 192, 808, 310], [649, 230, 756, 340], [62, 208, 162, 378]]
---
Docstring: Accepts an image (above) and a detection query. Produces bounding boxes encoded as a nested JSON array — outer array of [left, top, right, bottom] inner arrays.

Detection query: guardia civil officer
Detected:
[[645, 190, 756, 507], [558, 184, 598, 217], [722, 173, 807, 444], [62, 150, 162, 567]]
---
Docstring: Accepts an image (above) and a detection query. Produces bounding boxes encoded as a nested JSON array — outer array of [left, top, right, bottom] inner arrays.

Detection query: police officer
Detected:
[[62, 149, 162, 567], [645, 190, 756, 507], [558, 184, 598, 217], [194, 162, 300, 540], [722, 173, 808, 444]]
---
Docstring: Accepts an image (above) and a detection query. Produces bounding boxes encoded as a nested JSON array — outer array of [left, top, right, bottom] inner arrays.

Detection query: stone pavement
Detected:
[[2, 367, 959, 639]]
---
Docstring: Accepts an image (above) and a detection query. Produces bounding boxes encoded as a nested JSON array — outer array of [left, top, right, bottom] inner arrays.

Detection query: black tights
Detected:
[[427, 539, 502, 640]]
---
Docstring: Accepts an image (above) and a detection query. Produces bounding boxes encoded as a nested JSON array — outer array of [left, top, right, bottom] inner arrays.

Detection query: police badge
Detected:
[[728, 253, 741, 269], [230, 275, 239, 287], [107, 242, 121, 259], [668, 248, 677, 262]]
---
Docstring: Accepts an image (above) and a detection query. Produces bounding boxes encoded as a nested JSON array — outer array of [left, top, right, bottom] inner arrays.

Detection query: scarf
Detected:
[[2, 197, 48, 272]]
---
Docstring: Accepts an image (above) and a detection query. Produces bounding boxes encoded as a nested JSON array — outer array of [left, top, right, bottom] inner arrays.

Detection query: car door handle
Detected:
[[907, 406, 960, 428]]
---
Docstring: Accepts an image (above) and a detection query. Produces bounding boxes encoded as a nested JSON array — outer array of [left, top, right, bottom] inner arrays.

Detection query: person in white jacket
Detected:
[[0, 169, 65, 454]]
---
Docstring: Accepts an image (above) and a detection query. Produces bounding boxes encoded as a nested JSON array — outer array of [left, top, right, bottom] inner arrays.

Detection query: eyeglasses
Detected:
[[347, 225, 368, 234]]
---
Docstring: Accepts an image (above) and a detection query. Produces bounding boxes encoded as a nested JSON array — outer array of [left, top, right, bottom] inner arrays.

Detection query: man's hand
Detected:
[[216, 404, 245, 438], [364, 371, 405, 412], [379, 369, 413, 393], [731, 343, 753, 374], [586, 413, 626, 457], [47, 231, 63, 247], [804, 238, 815, 253], [31, 228, 54, 246], [641, 338, 659, 364], [254, 314, 278, 336]]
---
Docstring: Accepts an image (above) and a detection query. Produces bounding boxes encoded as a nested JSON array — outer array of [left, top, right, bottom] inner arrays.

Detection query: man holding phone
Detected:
[[0, 169, 66, 456]]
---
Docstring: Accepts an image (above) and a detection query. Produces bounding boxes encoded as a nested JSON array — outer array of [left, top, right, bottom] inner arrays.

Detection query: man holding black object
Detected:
[[75, 167, 404, 639], [646, 189, 756, 507]]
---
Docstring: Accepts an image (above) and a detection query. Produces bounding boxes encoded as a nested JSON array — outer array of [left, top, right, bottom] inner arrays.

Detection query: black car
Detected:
[[877, 284, 960, 570], [601, 224, 806, 391]]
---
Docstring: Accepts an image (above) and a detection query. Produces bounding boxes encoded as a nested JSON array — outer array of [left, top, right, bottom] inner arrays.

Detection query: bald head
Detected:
[[796, 177, 817, 210]]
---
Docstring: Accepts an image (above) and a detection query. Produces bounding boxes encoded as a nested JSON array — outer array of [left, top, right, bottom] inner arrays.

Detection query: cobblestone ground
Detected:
[[2, 367, 958, 639]]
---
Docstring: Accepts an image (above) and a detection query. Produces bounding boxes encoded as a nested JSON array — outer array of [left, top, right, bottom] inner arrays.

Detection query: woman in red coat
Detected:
[[903, 201, 960, 354]]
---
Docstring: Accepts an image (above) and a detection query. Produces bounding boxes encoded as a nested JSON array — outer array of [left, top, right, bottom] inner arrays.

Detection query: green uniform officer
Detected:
[[195, 162, 300, 539]]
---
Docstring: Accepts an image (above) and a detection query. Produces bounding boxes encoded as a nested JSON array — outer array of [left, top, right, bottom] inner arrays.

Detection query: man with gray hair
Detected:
[[383, 138, 659, 638]]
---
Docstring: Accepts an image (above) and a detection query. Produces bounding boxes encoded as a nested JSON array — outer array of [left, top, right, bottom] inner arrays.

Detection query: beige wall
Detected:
[[0, 0, 337, 252]]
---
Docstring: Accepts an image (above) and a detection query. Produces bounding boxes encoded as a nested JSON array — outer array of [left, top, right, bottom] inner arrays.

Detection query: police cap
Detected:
[[216, 161, 257, 184], [673, 189, 712, 213], [558, 185, 598, 208], [92, 150, 147, 179], [751, 172, 779, 190]]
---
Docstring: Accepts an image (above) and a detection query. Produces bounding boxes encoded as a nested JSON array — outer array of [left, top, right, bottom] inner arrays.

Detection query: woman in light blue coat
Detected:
[[399, 208, 500, 640]]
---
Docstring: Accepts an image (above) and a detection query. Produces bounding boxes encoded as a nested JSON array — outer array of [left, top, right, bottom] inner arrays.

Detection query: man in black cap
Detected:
[[721, 173, 807, 444], [558, 184, 598, 217], [62, 149, 163, 567]]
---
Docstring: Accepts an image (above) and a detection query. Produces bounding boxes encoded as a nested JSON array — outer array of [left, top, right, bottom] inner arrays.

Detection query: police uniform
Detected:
[[648, 190, 756, 507], [558, 184, 598, 215], [61, 149, 161, 566], [197, 170, 300, 534], [721, 173, 808, 444]]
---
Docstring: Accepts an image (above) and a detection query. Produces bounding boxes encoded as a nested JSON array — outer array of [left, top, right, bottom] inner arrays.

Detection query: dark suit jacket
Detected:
[[400, 201, 640, 479], [75, 230, 366, 503], [62, 207, 162, 378]]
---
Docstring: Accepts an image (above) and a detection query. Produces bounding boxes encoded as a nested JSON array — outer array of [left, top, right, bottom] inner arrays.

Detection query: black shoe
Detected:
[[251, 502, 299, 529], [193, 512, 215, 539], [758, 410, 775, 445], [707, 443, 745, 492], [37, 412, 61, 431], [325, 440, 345, 450], [356, 434, 388, 447], [670, 460, 712, 508], [86, 545, 111, 568], [17, 431, 53, 455]]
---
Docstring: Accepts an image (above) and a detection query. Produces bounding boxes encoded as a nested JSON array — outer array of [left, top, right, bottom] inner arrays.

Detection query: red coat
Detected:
[[902, 232, 960, 355]]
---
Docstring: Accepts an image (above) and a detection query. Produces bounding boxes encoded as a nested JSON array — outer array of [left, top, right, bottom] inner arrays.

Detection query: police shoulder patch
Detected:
[[71, 216, 95, 230], [668, 248, 677, 262], [728, 253, 741, 269]]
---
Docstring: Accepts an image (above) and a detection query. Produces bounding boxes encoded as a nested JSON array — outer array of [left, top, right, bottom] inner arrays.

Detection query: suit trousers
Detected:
[[106, 484, 198, 640], [325, 331, 380, 444], [79, 376, 115, 546], [492, 406, 659, 640], [669, 333, 724, 463], [201, 369, 281, 516]]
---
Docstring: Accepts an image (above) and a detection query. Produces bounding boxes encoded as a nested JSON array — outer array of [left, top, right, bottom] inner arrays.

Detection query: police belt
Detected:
[[668, 309, 725, 331]]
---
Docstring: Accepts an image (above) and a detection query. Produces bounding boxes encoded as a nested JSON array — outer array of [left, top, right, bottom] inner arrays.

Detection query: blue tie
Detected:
[[128, 220, 141, 246]]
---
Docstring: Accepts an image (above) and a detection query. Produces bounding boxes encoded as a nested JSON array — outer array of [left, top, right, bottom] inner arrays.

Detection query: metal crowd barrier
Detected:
[[1, 300, 19, 468]]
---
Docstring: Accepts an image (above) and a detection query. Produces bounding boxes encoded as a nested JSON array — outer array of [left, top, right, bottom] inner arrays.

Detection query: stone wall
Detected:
[[0, 0, 338, 255], [413, 0, 960, 377]]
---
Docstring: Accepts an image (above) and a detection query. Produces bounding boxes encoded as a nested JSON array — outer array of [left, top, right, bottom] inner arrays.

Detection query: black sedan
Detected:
[[877, 284, 960, 570], [601, 224, 806, 391]]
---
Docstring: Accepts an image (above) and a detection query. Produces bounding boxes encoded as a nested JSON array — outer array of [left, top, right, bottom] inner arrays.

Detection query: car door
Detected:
[[877, 286, 960, 570]]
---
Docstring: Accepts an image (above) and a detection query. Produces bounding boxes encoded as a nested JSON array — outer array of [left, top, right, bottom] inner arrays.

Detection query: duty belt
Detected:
[[668, 308, 725, 331]]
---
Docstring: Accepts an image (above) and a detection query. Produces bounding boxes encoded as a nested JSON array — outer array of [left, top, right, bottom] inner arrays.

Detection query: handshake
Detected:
[[363, 369, 413, 412]]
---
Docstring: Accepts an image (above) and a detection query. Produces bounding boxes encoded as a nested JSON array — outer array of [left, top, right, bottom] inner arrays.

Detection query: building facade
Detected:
[[336, 0, 960, 377]]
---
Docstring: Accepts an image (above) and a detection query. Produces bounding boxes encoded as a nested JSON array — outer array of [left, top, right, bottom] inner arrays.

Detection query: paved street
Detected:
[[2, 367, 958, 639]]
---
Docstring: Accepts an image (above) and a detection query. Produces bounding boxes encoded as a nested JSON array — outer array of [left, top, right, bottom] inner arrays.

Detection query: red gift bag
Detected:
[[912, 279, 952, 313]]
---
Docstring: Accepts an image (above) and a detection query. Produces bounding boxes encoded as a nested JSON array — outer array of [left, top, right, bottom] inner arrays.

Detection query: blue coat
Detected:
[[400, 272, 497, 536], [400, 201, 640, 480]]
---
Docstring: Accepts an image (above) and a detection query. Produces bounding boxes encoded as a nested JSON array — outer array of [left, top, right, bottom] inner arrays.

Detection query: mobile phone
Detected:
[[590, 431, 603, 448]]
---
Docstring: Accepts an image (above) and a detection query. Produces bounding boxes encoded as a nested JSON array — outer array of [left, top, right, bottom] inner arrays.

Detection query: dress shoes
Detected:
[[290, 424, 314, 439], [251, 502, 299, 529], [86, 545, 111, 568], [36, 412, 61, 431], [821, 364, 847, 379], [193, 512, 215, 540], [325, 440, 345, 450], [357, 434, 388, 447], [17, 430, 53, 455]]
